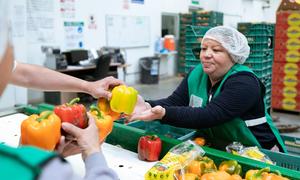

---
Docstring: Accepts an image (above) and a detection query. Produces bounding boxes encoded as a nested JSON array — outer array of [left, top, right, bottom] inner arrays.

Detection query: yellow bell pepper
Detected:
[[110, 85, 138, 115], [21, 111, 61, 151]]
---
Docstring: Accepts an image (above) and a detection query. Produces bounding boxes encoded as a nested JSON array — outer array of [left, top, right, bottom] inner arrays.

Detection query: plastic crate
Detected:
[[185, 25, 210, 40], [238, 23, 274, 36], [281, 135, 300, 155], [106, 123, 300, 179], [23, 103, 55, 115], [261, 149, 300, 171], [127, 121, 196, 141]]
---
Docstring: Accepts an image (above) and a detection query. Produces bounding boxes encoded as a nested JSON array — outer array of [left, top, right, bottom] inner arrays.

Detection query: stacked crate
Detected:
[[238, 23, 275, 110], [178, 13, 193, 75], [178, 11, 223, 75], [184, 25, 210, 73], [192, 10, 223, 27], [272, 11, 300, 112]]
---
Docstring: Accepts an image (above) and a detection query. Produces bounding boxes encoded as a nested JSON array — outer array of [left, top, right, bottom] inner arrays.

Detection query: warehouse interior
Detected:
[[0, 0, 300, 179]]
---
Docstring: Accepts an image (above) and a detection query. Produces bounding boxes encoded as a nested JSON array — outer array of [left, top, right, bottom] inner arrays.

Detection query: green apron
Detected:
[[188, 64, 287, 152], [0, 144, 57, 180]]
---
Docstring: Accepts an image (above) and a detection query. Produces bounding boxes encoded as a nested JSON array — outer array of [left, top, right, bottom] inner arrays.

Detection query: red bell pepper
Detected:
[[138, 135, 162, 162], [54, 97, 88, 129]]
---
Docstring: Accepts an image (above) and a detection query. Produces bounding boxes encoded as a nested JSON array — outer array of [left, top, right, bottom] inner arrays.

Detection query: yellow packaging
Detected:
[[144, 140, 205, 180]]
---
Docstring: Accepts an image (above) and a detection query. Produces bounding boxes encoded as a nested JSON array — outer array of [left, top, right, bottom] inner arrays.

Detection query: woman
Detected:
[[131, 26, 286, 152]]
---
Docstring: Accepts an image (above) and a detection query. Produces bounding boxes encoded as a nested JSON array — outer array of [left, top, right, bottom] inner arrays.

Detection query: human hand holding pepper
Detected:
[[86, 76, 124, 99], [61, 113, 100, 160], [54, 97, 88, 134]]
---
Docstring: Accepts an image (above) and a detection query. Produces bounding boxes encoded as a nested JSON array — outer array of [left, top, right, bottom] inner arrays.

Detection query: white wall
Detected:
[[1, 0, 282, 109]]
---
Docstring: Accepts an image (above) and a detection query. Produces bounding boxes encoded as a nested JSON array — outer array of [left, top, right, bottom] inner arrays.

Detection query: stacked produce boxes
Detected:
[[272, 1, 300, 112], [178, 13, 193, 75], [177, 11, 223, 76], [238, 23, 275, 110]]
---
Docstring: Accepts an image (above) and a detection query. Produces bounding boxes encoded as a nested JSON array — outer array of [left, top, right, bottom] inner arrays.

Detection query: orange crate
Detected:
[[271, 85, 300, 99], [274, 49, 300, 63], [276, 12, 291, 25], [276, 11, 300, 26], [272, 96, 300, 111], [274, 38, 300, 50], [272, 62, 300, 76], [272, 73, 300, 87], [275, 25, 300, 39]]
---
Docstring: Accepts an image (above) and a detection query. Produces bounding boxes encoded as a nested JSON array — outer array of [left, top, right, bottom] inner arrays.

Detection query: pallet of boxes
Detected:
[[272, 0, 300, 112]]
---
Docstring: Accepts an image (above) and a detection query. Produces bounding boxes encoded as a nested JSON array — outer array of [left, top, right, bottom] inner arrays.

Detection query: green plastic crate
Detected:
[[106, 123, 300, 179], [238, 23, 274, 36], [128, 121, 196, 141], [261, 149, 300, 171], [23, 103, 55, 115], [281, 135, 300, 156]]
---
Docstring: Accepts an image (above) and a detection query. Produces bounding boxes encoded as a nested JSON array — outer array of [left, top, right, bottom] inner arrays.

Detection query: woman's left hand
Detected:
[[128, 105, 165, 122]]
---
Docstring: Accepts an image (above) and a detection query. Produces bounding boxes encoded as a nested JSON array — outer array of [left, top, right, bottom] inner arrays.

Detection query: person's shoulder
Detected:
[[225, 71, 260, 87]]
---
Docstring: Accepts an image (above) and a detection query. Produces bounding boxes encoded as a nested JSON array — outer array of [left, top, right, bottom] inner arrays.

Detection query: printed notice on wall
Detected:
[[64, 21, 84, 49], [27, 0, 55, 43], [60, 0, 76, 19]]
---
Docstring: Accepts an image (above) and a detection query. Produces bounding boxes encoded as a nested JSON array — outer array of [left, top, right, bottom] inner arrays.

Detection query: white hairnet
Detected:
[[202, 26, 250, 64]]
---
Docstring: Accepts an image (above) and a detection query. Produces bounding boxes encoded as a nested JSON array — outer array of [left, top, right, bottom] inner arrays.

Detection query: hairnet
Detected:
[[202, 26, 250, 64]]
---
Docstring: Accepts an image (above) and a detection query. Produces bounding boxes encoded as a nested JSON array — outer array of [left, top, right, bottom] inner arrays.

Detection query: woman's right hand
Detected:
[[61, 113, 100, 160]]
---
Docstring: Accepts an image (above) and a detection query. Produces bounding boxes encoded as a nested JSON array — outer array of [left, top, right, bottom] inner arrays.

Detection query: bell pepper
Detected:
[[54, 97, 88, 129], [110, 85, 138, 115], [193, 156, 217, 174], [138, 135, 162, 162], [193, 137, 206, 146], [245, 167, 270, 180], [218, 160, 242, 175], [97, 98, 121, 121], [200, 171, 231, 180], [262, 171, 289, 180], [89, 105, 113, 142], [187, 160, 206, 176], [21, 111, 61, 151]]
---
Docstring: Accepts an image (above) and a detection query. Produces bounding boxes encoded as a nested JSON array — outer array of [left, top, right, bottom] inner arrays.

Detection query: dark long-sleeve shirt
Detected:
[[148, 72, 278, 150]]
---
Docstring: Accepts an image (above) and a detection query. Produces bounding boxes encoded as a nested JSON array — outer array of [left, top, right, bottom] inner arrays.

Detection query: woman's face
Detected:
[[200, 39, 235, 81]]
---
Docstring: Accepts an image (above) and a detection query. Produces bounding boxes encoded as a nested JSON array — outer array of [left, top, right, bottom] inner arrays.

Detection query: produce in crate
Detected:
[[110, 85, 138, 115], [226, 142, 274, 164], [89, 105, 113, 142], [97, 98, 121, 121], [245, 167, 289, 180], [186, 156, 217, 176], [21, 111, 61, 150], [54, 97, 88, 130], [218, 160, 241, 175], [193, 137, 206, 146], [145, 140, 205, 180], [138, 135, 162, 162]]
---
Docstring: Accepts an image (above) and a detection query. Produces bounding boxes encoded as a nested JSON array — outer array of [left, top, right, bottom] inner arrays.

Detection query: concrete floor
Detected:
[[132, 76, 300, 138]]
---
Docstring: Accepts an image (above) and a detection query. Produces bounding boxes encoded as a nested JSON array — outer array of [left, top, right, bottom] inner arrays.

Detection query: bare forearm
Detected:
[[10, 63, 90, 93]]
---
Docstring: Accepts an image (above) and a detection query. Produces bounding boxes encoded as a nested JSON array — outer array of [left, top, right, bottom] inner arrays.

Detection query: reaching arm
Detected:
[[9, 63, 123, 99]]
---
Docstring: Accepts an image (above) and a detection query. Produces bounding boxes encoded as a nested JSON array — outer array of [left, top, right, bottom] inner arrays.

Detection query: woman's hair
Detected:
[[202, 26, 250, 64]]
